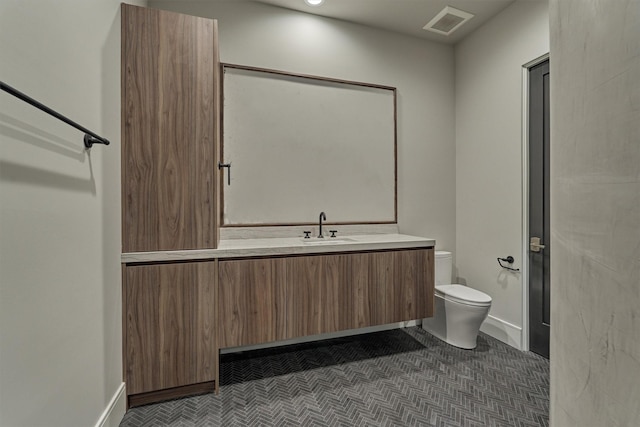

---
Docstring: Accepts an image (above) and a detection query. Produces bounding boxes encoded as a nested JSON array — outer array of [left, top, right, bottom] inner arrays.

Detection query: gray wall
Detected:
[[550, 0, 640, 425], [455, 0, 549, 348], [150, 0, 457, 251], [0, 0, 144, 426]]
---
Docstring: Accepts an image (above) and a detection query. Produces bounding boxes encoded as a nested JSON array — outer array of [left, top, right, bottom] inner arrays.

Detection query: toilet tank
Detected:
[[435, 251, 453, 286]]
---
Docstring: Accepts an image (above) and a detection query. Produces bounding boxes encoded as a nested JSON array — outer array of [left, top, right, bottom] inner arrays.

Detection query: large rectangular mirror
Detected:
[[221, 64, 397, 226]]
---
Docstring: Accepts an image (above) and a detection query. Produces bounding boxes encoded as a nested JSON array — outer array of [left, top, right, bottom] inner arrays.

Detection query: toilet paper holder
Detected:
[[497, 256, 520, 272]]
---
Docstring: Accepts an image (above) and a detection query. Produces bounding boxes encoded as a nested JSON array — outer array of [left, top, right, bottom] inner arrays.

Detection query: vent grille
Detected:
[[423, 6, 474, 36]]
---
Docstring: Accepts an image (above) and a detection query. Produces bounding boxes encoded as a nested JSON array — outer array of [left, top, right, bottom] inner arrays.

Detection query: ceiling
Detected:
[[252, 0, 516, 44]]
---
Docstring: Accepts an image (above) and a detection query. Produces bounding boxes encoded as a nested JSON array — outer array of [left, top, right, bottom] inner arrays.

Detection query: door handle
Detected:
[[530, 237, 546, 252], [218, 162, 231, 185]]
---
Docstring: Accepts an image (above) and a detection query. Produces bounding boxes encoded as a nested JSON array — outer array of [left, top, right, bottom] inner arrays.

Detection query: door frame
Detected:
[[520, 53, 549, 352]]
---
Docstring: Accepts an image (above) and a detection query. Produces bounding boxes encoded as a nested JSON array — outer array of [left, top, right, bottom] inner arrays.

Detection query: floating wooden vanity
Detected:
[[121, 236, 434, 407], [120, 3, 434, 409], [219, 247, 433, 349]]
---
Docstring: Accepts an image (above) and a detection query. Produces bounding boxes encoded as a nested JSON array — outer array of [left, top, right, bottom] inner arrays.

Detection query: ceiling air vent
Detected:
[[423, 6, 474, 36]]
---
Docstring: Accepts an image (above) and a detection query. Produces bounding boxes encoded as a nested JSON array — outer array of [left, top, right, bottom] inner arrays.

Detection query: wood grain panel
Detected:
[[274, 258, 288, 341], [421, 248, 435, 318], [216, 249, 433, 349], [349, 253, 371, 328], [122, 4, 218, 252], [393, 250, 425, 322], [284, 254, 352, 339], [124, 261, 216, 395], [218, 258, 285, 348], [128, 381, 216, 408], [212, 258, 220, 393], [319, 254, 353, 333], [283, 255, 319, 339], [367, 251, 396, 325], [354, 249, 434, 327], [212, 20, 221, 248]]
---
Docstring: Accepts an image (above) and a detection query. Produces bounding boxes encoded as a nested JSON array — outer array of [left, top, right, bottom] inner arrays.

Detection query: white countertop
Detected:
[[121, 233, 435, 263]]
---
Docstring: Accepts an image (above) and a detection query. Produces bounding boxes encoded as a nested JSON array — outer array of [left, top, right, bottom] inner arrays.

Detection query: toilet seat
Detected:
[[436, 284, 492, 307]]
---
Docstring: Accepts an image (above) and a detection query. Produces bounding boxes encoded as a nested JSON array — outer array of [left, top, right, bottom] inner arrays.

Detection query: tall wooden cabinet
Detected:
[[121, 3, 219, 252], [121, 3, 221, 407]]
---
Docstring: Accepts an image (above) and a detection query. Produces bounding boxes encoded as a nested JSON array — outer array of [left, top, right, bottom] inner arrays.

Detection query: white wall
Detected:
[[550, 0, 640, 424], [149, 0, 457, 250], [0, 1, 143, 426], [455, 0, 549, 348]]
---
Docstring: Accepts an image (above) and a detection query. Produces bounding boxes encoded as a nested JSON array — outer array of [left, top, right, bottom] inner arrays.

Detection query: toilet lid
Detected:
[[436, 284, 492, 306]]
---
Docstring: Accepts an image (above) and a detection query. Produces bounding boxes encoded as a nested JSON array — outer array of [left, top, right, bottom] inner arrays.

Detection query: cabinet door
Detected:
[[284, 254, 352, 339], [366, 251, 397, 325], [122, 4, 219, 252], [218, 258, 286, 348], [124, 261, 216, 396], [393, 249, 433, 321], [349, 252, 373, 328], [356, 249, 434, 326]]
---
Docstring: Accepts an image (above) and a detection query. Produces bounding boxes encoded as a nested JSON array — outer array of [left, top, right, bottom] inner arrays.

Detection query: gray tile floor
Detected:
[[121, 327, 549, 426]]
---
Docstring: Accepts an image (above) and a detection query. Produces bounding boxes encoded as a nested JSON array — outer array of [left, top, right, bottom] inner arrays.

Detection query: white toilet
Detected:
[[422, 251, 492, 349]]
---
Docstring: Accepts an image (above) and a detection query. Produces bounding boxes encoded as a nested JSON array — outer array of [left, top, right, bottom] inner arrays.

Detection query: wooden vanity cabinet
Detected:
[[121, 4, 220, 253], [123, 261, 217, 407], [218, 248, 434, 349]]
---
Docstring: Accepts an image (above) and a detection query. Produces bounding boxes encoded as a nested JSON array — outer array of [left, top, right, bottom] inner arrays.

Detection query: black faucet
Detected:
[[318, 211, 327, 238]]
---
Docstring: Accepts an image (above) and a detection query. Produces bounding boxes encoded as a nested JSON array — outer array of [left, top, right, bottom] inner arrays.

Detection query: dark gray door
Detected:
[[528, 59, 550, 358]]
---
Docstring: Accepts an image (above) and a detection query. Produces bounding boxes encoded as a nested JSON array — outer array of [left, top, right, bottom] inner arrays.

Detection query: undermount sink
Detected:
[[301, 237, 355, 245]]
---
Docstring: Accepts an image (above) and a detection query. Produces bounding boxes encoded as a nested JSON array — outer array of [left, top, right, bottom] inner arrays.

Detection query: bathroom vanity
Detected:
[[121, 235, 434, 407], [217, 247, 432, 347], [120, 3, 434, 409]]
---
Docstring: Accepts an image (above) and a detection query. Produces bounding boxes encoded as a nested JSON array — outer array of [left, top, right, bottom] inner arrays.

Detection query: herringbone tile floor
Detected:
[[120, 327, 549, 427]]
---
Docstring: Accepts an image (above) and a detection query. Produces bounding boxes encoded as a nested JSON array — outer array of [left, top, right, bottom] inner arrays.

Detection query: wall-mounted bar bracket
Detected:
[[218, 162, 231, 185], [84, 134, 110, 148]]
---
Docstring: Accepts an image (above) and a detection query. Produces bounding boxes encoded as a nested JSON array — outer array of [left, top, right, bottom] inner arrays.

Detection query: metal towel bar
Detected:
[[1, 81, 110, 148]]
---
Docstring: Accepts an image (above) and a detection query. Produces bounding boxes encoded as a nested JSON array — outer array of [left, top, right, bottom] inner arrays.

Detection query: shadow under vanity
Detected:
[[120, 4, 435, 408]]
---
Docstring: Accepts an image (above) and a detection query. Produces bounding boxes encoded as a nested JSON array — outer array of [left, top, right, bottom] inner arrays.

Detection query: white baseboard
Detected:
[[95, 382, 126, 427], [480, 315, 523, 350], [221, 320, 419, 354]]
